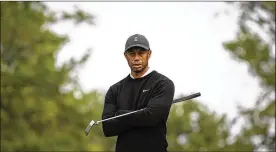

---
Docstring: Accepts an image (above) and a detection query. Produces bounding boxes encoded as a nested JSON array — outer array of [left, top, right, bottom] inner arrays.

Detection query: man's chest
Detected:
[[116, 80, 156, 110]]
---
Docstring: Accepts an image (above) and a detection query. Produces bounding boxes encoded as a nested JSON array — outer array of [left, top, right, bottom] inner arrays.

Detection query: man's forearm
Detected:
[[115, 106, 171, 127], [102, 115, 133, 137]]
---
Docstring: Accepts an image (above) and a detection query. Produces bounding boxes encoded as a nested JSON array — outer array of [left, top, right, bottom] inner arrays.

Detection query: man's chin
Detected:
[[132, 68, 143, 73]]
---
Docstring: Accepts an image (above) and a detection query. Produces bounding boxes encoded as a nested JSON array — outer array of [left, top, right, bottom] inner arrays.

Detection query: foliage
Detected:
[[223, 1, 275, 151], [167, 99, 231, 151], [1, 2, 115, 151]]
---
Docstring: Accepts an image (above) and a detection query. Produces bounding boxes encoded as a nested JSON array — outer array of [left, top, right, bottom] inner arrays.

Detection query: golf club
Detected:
[[85, 92, 201, 136]]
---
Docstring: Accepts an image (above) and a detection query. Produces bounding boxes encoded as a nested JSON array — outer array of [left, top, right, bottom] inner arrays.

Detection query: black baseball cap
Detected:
[[124, 34, 150, 52]]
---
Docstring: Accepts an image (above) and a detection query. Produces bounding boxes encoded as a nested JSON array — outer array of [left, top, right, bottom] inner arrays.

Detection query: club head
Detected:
[[85, 120, 96, 136]]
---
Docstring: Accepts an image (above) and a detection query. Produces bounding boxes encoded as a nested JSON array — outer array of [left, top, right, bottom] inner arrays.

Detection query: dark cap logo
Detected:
[[134, 37, 138, 42]]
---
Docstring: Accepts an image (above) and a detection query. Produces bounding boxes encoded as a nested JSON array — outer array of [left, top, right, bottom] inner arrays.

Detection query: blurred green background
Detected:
[[1, 2, 275, 151]]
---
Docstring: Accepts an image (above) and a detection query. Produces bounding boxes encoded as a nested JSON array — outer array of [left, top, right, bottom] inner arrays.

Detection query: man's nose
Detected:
[[133, 54, 141, 60]]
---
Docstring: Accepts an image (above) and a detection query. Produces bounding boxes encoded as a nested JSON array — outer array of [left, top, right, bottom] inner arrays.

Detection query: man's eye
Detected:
[[138, 52, 144, 55], [128, 52, 135, 55]]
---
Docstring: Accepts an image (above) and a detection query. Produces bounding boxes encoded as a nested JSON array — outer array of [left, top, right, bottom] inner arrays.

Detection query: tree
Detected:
[[222, 2, 275, 151], [166, 2, 275, 151], [1, 2, 116, 151], [167, 97, 231, 151]]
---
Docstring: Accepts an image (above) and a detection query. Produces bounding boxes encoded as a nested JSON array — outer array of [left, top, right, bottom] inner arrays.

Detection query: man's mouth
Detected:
[[133, 64, 142, 68]]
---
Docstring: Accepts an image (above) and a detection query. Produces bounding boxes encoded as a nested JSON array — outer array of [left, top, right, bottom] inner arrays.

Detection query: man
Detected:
[[101, 34, 175, 152]]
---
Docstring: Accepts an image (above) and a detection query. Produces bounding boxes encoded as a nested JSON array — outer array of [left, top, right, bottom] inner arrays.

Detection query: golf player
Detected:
[[101, 34, 175, 152]]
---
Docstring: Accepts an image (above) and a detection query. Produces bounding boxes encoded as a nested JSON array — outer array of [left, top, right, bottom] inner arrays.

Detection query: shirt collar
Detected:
[[130, 67, 153, 79]]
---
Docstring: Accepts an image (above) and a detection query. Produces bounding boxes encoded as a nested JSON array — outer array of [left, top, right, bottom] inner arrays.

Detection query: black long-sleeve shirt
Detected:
[[101, 70, 175, 152]]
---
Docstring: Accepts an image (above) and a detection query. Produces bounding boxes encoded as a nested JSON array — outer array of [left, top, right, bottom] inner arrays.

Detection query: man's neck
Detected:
[[131, 67, 150, 79]]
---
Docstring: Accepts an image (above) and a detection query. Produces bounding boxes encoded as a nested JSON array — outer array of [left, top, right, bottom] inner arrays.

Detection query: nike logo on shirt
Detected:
[[143, 89, 149, 92]]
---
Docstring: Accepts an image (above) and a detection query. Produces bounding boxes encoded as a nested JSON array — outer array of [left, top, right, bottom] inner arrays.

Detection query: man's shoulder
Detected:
[[153, 70, 174, 84]]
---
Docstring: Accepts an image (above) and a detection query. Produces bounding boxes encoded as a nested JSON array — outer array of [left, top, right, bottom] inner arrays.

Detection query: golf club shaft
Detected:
[[97, 92, 201, 124], [98, 109, 144, 123]]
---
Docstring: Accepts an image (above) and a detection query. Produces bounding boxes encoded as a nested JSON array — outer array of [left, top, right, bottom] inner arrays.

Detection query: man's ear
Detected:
[[148, 50, 152, 59], [124, 52, 128, 60]]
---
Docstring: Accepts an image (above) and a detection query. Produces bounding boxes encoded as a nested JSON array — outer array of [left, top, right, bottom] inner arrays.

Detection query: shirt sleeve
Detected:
[[101, 86, 133, 137], [119, 79, 175, 127]]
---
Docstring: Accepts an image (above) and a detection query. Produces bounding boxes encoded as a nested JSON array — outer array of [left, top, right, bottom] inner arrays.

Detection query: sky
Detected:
[[45, 2, 262, 121]]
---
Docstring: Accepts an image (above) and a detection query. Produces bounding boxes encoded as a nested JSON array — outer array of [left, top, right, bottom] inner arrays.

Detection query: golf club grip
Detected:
[[172, 92, 201, 104]]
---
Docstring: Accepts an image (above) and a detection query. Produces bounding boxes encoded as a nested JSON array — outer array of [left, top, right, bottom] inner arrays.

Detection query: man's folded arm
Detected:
[[116, 80, 175, 127], [101, 87, 133, 137]]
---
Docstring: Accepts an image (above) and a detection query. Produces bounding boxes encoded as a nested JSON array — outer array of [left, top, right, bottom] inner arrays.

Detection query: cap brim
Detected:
[[125, 44, 150, 52]]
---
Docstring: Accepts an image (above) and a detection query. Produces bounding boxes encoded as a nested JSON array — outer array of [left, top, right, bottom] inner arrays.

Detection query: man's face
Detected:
[[124, 47, 151, 73]]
